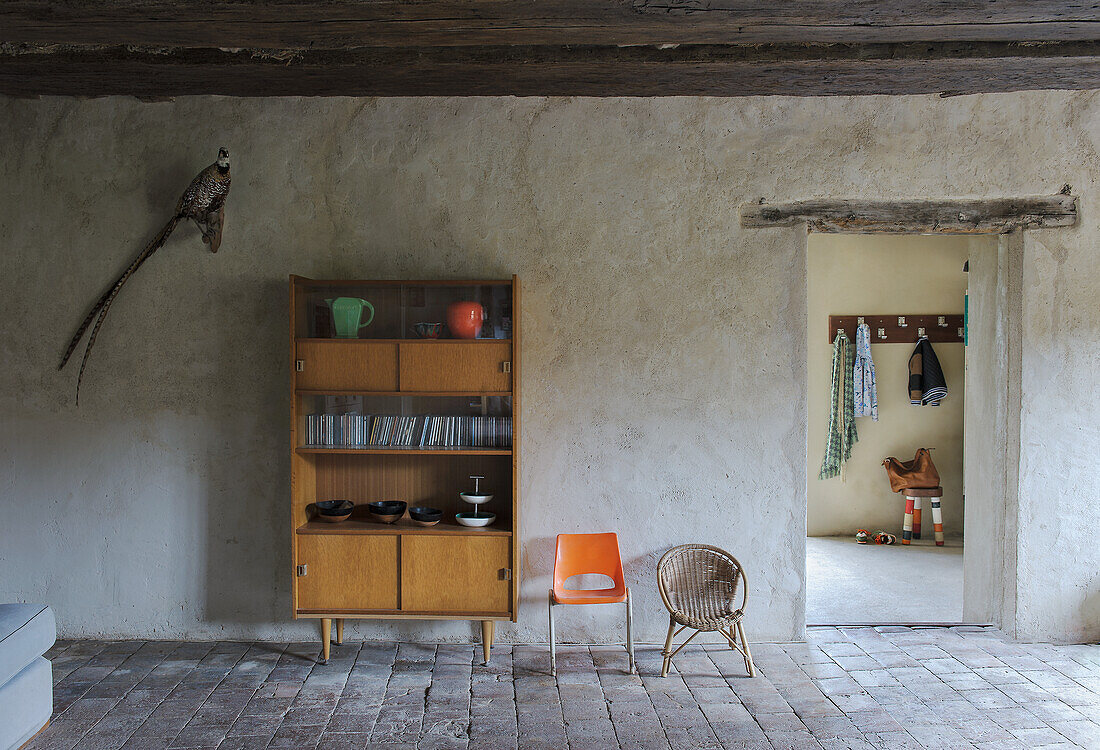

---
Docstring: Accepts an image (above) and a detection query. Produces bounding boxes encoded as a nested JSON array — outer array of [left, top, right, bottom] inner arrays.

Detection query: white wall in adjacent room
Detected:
[[807, 234, 982, 538]]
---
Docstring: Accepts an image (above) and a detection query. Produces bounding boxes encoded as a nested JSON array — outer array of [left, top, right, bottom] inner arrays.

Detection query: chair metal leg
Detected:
[[625, 588, 636, 674], [736, 620, 756, 677], [548, 589, 557, 677], [660, 616, 676, 677]]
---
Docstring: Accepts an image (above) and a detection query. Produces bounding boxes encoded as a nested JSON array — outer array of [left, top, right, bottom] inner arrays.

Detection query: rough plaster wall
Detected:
[[807, 234, 974, 538], [0, 92, 1097, 643], [1017, 226, 1100, 643], [963, 233, 1023, 629]]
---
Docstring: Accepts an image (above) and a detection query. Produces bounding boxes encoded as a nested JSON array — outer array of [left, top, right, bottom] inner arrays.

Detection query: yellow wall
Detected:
[[807, 234, 989, 537]]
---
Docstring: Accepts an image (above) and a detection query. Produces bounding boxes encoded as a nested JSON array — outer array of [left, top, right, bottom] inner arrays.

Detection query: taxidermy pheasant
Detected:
[[59, 148, 232, 403]]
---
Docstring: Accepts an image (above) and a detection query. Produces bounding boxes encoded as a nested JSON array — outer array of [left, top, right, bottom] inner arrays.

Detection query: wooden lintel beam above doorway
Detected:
[[739, 195, 1078, 234]]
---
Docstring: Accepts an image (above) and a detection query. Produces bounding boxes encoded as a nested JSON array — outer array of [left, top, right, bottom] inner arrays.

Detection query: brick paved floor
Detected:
[[25, 626, 1100, 750]]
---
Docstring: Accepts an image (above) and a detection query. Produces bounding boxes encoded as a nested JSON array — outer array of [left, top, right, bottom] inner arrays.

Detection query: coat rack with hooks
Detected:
[[828, 314, 964, 344]]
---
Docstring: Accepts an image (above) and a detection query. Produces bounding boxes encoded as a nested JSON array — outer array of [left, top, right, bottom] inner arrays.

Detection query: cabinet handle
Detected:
[[500, 568, 512, 581], [502, 361, 511, 374], [296, 564, 307, 576], [295, 359, 305, 372]]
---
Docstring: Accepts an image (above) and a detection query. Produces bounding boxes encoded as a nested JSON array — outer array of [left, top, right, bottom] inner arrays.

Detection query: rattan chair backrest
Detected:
[[656, 544, 747, 629]]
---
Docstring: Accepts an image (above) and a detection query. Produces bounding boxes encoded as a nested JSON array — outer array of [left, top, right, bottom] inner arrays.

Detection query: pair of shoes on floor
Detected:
[[855, 529, 896, 545]]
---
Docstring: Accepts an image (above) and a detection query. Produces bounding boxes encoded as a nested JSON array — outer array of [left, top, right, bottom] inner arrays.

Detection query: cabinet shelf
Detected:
[[296, 390, 512, 397], [295, 278, 512, 288], [297, 446, 512, 456], [297, 518, 512, 536], [296, 338, 511, 344]]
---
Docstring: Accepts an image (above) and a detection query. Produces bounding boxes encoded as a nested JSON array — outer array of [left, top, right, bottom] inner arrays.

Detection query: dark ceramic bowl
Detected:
[[409, 506, 443, 527], [315, 500, 353, 523], [455, 511, 496, 527], [367, 500, 407, 524]]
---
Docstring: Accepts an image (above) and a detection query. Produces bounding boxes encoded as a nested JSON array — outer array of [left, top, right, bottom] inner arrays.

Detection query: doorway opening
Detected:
[[805, 233, 996, 625]]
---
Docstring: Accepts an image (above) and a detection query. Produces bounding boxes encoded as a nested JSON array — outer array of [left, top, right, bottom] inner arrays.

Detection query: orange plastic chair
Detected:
[[548, 533, 635, 676]]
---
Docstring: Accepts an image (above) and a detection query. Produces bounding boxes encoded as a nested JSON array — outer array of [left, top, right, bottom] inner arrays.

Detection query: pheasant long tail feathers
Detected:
[[63, 215, 181, 403], [59, 282, 118, 371]]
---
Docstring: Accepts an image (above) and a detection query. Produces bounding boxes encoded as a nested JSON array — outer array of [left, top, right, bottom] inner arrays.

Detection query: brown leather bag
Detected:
[[882, 448, 940, 493]]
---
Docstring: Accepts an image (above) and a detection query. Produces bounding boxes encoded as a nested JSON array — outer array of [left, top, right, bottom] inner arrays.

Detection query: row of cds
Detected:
[[304, 413, 513, 449]]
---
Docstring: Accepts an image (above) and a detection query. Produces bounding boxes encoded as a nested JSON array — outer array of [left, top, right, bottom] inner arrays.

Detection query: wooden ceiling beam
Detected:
[[4, 2, 1100, 97], [4, 1, 1100, 49], [4, 43, 1100, 98]]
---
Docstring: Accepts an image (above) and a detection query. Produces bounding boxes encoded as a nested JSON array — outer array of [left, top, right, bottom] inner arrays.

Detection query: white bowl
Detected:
[[455, 512, 496, 527], [459, 492, 494, 505]]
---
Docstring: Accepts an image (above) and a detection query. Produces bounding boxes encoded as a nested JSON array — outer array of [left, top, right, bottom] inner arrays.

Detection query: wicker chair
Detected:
[[656, 544, 755, 678]]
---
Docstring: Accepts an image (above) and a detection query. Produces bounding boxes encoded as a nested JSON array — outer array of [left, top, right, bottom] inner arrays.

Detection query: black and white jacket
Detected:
[[908, 338, 948, 406]]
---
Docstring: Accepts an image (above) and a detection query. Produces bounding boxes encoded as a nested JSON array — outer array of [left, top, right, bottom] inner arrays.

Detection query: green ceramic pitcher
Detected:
[[326, 297, 375, 338]]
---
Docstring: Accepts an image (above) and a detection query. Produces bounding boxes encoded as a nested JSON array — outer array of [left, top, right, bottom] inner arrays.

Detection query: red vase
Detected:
[[446, 301, 485, 339]]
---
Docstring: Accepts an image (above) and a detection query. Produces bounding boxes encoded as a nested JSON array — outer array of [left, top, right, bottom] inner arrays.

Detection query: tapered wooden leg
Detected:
[[736, 620, 756, 677], [481, 620, 494, 665], [902, 496, 915, 544], [660, 616, 677, 678], [335, 618, 344, 645], [912, 497, 922, 539], [548, 590, 557, 676], [320, 618, 331, 664]]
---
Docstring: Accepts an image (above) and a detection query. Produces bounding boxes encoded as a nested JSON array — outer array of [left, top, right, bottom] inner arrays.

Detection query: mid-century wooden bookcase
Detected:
[[289, 276, 520, 663]]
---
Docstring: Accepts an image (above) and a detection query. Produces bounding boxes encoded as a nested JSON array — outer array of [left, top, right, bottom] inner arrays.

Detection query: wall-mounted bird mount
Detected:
[[59, 147, 232, 403]]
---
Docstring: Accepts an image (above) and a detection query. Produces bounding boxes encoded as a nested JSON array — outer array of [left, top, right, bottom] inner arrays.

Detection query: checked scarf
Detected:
[[819, 332, 858, 480]]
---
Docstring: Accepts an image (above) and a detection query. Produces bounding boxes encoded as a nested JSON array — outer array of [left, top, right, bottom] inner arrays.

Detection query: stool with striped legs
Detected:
[[900, 487, 944, 545]]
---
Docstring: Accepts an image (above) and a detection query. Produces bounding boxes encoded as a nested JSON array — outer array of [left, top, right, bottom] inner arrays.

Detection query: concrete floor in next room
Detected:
[[807, 536, 964, 625]]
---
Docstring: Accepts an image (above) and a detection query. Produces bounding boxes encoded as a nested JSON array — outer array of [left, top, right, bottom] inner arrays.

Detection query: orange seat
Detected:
[[552, 533, 628, 605], [548, 533, 635, 676]]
